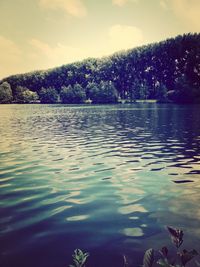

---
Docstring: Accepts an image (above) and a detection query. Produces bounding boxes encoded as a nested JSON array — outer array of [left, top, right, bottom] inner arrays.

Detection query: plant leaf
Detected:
[[70, 249, 90, 267], [159, 247, 169, 258], [179, 249, 198, 266], [143, 248, 154, 267], [123, 255, 129, 267], [157, 258, 174, 267], [167, 226, 183, 248]]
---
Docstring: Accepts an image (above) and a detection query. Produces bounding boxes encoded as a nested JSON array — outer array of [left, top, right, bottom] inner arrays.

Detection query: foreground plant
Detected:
[[69, 227, 199, 267], [69, 249, 89, 267], [143, 226, 198, 267], [143, 248, 154, 267]]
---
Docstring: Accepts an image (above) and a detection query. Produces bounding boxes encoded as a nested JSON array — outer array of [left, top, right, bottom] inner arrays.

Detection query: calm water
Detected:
[[0, 104, 200, 267]]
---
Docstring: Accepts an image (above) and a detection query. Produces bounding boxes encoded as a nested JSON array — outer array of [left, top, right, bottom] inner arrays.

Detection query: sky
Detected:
[[0, 0, 200, 79]]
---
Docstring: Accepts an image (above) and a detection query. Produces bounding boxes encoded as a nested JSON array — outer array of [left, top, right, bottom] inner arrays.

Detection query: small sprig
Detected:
[[178, 249, 198, 266], [159, 247, 169, 258], [167, 226, 183, 249], [143, 248, 154, 267], [144, 226, 199, 267], [69, 249, 89, 267], [123, 255, 129, 267]]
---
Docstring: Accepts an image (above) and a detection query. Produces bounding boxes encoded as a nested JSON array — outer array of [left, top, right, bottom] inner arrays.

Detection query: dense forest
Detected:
[[0, 33, 200, 104]]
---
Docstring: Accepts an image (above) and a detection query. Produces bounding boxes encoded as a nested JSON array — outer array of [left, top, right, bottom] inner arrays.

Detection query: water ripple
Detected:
[[0, 104, 200, 267]]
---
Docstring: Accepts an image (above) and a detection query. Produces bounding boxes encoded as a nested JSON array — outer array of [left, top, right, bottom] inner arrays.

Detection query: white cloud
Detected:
[[107, 24, 144, 53], [112, 0, 138, 7], [171, 0, 200, 31], [160, 0, 200, 31], [39, 0, 87, 17], [0, 36, 21, 61], [28, 25, 144, 71], [29, 38, 89, 67], [0, 24, 144, 78], [0, 36, 22, 78]]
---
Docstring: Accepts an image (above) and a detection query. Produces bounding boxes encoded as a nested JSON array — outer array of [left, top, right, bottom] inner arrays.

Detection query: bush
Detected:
[[22, 90, 39, 103], [15, 86, 25, 103], [60, 84, 86, 104], [142, 226, 198, 267], [39, 87, 58, 103], [15, 86, 39, 103], [169, 76, 200, 104], [87, 81, 118, 104], [69, 249, 89, 267], [156, 83, 168, 103], [70, 227, 200, 267], [0, 82, 13, 103]]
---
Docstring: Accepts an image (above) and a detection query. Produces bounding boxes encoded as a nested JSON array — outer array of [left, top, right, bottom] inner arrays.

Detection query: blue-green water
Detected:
[[0, 104, 200, 267]]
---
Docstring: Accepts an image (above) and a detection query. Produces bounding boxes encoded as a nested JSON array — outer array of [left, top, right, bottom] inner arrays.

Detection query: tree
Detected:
[[168, 75, 199, 103], [39, 87, 58, 103], [22, 89, 39, 103], [2, 33, 200, 104], [139, 82, 149, 99], [128, 79, 141, 101], [156, 83, 168, 102], [15, 86, 26, 103], [0, 82, 13, 103], [88, 81, 118, 104], [15, 86, 39, 103], [60, 84, 86, 104], [86, 82, 99, 99]]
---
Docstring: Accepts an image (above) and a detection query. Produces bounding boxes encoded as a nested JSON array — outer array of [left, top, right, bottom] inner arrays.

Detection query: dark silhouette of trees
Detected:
[[0, 82, 13, 103], [39, 87, 59, 103], [1, 33, 200, 104], [60, 84, 86, 104], [87, 81, 118, 104], [15, 86, 39, 103]]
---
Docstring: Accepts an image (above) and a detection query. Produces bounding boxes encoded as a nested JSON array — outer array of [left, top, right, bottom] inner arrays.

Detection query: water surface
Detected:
[[0, 104, 200, 267]]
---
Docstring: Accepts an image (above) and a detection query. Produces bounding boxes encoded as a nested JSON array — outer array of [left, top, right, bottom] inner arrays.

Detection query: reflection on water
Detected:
[[0, 104, 200, 267]]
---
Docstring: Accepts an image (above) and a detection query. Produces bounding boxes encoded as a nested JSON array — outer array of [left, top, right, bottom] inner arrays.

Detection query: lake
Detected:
[[0, 103, 200, 267]]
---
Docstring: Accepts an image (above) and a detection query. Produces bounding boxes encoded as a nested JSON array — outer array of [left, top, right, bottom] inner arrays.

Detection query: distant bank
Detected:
[[1, 33, 200, 104]]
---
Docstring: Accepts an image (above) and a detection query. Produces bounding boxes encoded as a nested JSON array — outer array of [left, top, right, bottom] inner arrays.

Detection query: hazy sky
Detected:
[[0, 0, 199, 78]]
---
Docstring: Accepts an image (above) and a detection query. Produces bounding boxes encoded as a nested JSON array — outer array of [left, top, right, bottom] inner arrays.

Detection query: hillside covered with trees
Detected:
[[0, 33, 200, 104]]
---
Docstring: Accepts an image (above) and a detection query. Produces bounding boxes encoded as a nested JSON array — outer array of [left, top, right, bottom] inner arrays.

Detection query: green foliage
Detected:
[[156, 83, 168, 102], [15, 86, 26, 103], [15, 86, 24, 102], [143, 249, 154, 267], [39, 87, 58, 103], [88, 81, 118, 104], [167, 226, 183, 248], [139, 83, 149, 100], [2, 33, 200, 104], [15, 86, 39, 103], [128, 79, 141, 102], [171, 76, 199, 103], [22, 89, 39, 103], [60, 84, 86, 104], [70, 227, 199, 267], [60, 85, 73, 103], [69, 249, 89, 267], [0, 82, 13, 103], [86, 82, 99, 98], [143, 226, 198, 267]]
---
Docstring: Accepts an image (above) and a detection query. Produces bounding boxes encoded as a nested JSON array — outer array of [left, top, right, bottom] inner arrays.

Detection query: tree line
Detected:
[[0, 81, 118, 104], [0, 33, 200, 104]]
